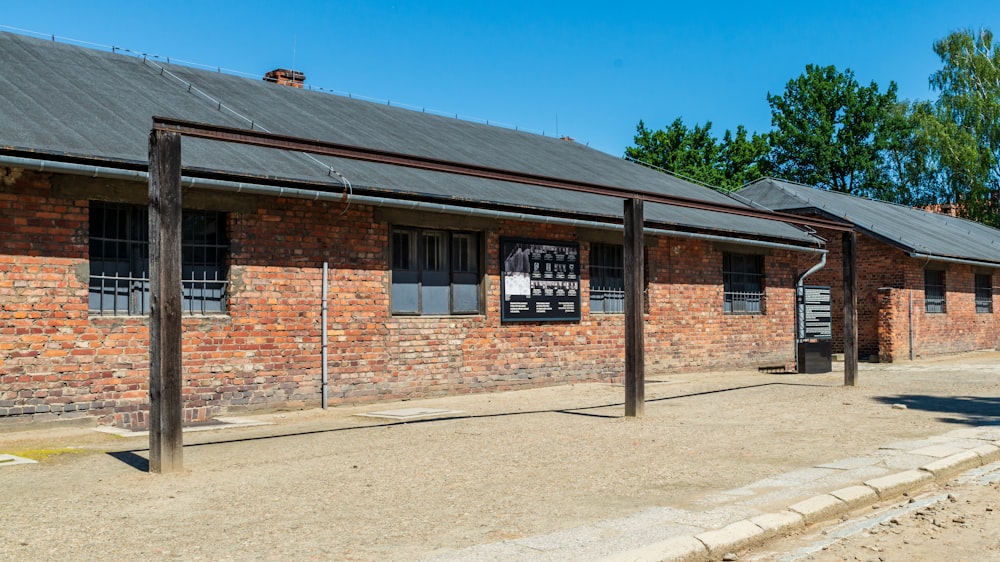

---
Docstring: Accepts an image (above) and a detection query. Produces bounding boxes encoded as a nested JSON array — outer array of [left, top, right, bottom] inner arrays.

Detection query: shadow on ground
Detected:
[[874, 394, 1000, 426], [105, 382, 829, 472]]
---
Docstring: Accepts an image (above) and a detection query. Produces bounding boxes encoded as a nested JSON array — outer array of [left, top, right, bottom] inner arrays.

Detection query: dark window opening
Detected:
[[89, 202, 228, 315], [924, 269, 946, 314], [589, 243, 624, 314], [391, 228, 480, 315], [975, 273, 993, 314], [724, 253, 764, 315]]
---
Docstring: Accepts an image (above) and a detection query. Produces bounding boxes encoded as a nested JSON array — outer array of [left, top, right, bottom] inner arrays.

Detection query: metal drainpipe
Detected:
[[321, 262, 329, 409], [909, 290, 914, 361], [794, 251, 828, 368]]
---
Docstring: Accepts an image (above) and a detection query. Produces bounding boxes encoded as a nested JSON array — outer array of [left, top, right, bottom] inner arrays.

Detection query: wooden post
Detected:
[[148, 129, 184, 473], [842, 230, 858, 386], [624, 197, 645, 417]]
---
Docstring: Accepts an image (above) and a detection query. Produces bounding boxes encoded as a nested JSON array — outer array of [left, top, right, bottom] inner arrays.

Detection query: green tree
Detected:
[[767, 64, 900, 200], [625, 119, 768, 190], [926, 28, 1000, 226], [880, 100, 943, 206], [719, 125, 772, 188]]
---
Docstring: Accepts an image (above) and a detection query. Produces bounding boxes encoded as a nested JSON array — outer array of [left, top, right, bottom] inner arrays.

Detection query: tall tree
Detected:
[[625, 119, 768, 190], [926, 28, 1000, 226], [767, 64, 899, 200], [880, 100, 943, 206], [719, 125, 772, 188]]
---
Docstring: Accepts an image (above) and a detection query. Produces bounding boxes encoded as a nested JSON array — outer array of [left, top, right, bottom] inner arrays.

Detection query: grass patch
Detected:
[[9, 447, 95, 462]]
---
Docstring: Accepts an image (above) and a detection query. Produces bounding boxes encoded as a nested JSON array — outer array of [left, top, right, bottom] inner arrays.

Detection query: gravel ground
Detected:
[[747, 462, 1000, 561], [2, 352, 1000, 561]]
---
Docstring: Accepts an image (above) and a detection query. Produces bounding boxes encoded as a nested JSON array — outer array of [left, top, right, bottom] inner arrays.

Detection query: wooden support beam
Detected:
[[842, 230, 858, 386], [624, 197, 645, 417], [148, 130, 184, 473]]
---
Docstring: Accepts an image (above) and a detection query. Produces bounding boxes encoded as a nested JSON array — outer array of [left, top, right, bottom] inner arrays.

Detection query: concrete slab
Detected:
[[787, 494, 846, 524], [0, 453, 38, 467], [747, 467, 840, 487], [972, 444, 1000, 464], [920, 450, 983, 479], [882, 452, 942, 471], [864, 469, 934, 499], [809, 465, 890, 491], [880, 438, 942, 451], [600, 535, 708, 562], [355, 408, 464, 420], [695, 519, 766, 557], [656, 505, 761, 529], [748, 510, 805, 539], [828, 485, 879, 510], [816, 456, 883, 470], [94, 417, 273, 438], [910, 444, 967, 458]]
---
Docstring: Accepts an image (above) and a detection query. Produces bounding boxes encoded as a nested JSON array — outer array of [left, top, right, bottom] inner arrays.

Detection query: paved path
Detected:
[[425, 426, 1000, 561]]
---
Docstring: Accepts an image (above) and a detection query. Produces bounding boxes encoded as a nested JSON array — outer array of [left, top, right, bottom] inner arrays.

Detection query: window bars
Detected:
[[88, 202, 228, 315], [589, 243, 625, 314], [723, 253, 765, 315]]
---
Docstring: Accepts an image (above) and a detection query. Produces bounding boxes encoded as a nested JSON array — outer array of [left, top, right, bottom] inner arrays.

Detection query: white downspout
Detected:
[[795, 251, 828, 368], [321, 261, 329, 409]]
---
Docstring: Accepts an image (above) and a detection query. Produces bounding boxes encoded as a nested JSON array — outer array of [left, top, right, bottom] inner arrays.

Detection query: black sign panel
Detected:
[[798, 285, 832, 340], [501, 238, 580, 322]]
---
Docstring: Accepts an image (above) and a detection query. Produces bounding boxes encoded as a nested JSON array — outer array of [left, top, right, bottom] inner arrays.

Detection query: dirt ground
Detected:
[[2, 352, 1000, 561], [747, 463, 1000, 562]]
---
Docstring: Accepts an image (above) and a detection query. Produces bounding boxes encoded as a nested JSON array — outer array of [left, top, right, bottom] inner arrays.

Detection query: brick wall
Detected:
[[1, 170, 801, 427], [805, 225, 998, 362]]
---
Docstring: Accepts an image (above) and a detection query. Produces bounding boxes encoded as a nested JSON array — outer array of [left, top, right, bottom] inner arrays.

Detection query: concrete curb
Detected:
[[610, 447, 998, 562]]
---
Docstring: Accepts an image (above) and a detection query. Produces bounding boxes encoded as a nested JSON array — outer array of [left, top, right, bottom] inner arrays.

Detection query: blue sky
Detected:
[[3, 1, 999, 155]]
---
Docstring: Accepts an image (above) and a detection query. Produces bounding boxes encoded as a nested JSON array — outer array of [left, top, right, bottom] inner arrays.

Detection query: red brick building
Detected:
[[0, 32, 825, 428], [739, 179, 1000, 362]]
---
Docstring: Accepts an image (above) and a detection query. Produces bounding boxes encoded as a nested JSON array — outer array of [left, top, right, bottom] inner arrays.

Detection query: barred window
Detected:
[[391, 228, 480, 315], [88, 202, 228, 315], [975, 273, 993, 314], [589, 243, 624, 314], [924, 269, 946, 313], [723, 253, 764, 315]]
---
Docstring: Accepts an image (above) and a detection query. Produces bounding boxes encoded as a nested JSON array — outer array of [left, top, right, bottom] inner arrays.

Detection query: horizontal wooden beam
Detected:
[[151, 117, 853, 234]]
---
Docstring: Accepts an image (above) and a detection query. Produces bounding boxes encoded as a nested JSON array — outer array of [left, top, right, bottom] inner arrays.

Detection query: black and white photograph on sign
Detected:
[[501, 238, 580, 322], [503, 243, 532, 297]]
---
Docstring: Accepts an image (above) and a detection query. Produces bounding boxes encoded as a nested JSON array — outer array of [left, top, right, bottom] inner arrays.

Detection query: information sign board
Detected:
[[501, 238, 580, 322], [798, 285, 832, 340]]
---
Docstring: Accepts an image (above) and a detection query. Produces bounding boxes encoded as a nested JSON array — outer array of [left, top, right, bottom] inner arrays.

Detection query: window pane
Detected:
[[89, 203, 226, 315], [451, 234, 480, 313], [975, 273, 992, 314], [391, 228, 480, 315], [723, 253, 764, 314], [590, 243, 624, 314], [391, 270, 420, 314], [924, 270, 945, 313], [452, 234, 478, 273], [392, 230, 414, 271], [422, 231, 447, 272], [421, 270, 450, 314], [422, 229, 450, 314]]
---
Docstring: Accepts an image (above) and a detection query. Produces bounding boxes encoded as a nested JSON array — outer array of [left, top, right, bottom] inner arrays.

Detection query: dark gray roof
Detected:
[[737, 178, 1000, 266], [0, 31, 818, 245]]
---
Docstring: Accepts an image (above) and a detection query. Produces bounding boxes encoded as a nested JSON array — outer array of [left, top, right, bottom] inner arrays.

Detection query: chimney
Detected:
[[263, 68, 306, 88]]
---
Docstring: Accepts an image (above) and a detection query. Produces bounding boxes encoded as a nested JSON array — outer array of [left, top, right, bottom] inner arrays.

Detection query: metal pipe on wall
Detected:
[[322, 261, 329, 409], [794, 251, 828, 367]]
